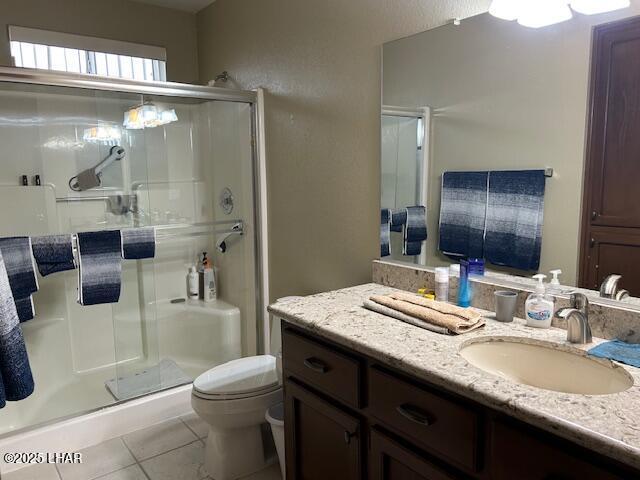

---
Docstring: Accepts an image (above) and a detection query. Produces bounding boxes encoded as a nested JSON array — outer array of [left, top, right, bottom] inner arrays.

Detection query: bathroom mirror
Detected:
[[380, 3, 640, 303]]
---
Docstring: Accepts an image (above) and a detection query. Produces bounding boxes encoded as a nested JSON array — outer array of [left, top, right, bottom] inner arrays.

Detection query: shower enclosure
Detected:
[[0, 67, 267, 436]]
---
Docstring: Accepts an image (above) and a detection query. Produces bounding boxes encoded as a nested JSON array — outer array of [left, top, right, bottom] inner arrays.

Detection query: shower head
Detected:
[[69, 145, 125, 192]]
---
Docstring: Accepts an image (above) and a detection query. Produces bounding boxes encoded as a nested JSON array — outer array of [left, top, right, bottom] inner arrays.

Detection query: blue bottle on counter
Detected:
[[458, 259, 473, 307], [468, 258, 485, 276]]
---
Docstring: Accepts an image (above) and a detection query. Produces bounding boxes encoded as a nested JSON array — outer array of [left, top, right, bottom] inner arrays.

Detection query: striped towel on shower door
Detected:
[[77, 230, 122, 306], [0, 237, 39, 322], [0, 249, 34, 408]]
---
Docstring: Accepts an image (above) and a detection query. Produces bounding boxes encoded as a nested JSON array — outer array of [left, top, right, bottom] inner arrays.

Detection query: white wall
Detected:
[[196, 0, 493, 300]]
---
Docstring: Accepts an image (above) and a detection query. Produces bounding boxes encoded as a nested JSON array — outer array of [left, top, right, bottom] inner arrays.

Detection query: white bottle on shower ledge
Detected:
[[525, 274, 554, 329], [187, 266, 199, 300]]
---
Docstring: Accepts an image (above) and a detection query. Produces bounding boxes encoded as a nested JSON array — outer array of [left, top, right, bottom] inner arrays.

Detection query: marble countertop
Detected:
[[268, 283, 640, 470]]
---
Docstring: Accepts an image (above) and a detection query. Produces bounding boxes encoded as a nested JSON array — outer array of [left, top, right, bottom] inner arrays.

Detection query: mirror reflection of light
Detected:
[[42, 136, 85, 151], [83, 125, 122, 144], [123, 103, 178, 130]]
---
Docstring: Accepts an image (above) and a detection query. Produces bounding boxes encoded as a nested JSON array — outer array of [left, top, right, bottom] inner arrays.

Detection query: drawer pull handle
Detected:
[[303, 357, 329, 374], [396, 404, 434, 427]]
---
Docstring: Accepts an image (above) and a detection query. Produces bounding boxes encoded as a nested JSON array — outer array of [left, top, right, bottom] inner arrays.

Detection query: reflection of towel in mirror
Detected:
[[403, 206, 427, 256], [380, 209, 391, 257], [390, 209, 406, 233], [121, 227, 156, 260], [0, 237, 39, 322], [438, 171, 488, 259], [31, 234, 76, 277], [77, 230, 122, 306], [0, 249, 34, 408], [484, 170, 545, 271]]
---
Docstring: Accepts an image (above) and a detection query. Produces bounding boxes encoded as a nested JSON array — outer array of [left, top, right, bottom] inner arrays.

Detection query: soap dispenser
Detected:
[[548, 269, 562, 295], [525, 274, 554, 328]]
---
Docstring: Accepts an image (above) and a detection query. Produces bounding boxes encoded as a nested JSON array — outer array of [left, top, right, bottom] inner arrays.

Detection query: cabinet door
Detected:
[[284, 380, 362, 480], [370, 429, 457, 480]]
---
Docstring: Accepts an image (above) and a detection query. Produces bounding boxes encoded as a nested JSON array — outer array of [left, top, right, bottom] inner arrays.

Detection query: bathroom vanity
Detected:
[[271, 284, 640, 480]]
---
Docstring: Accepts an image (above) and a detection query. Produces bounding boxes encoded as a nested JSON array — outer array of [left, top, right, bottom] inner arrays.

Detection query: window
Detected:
[[9, 26, 167, 82]]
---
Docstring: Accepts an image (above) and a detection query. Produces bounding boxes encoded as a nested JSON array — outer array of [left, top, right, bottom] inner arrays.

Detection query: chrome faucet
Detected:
[[555, 293, 592, 344], [599, 274, 629, 301]]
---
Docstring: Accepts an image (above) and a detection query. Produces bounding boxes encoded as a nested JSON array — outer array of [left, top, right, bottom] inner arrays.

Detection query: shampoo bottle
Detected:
[[525, 274, 554, 328], [187, 266, 199, 300]]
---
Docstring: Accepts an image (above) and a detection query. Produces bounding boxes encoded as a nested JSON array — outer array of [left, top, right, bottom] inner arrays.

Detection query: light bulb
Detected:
[[489, 0, 523, 21], [518, 0, 573, 28], [570, 0, 630, 15]]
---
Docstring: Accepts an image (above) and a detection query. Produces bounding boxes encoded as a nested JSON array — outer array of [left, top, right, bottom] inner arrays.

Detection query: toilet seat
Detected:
[[193, 355, 279, 401]]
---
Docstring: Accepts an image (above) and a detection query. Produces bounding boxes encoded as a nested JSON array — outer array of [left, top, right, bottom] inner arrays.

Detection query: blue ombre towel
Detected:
[[0, 250, 34, 408], [438, 171, 488, 259], [31, 234, 76, 277], [484, 170, 545, 271], [403, 206, 427, 256], [588, 340, 640, 368], [77, 230, 122, 306], [390, 209, 407, 233], [121, 227, 156, 260], [380, 209, 391, 257], [0, 237, 39, 322]]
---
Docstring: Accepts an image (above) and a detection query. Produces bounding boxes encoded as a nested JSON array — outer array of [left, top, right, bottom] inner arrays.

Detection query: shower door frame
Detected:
[[0, 66, 270, 430]]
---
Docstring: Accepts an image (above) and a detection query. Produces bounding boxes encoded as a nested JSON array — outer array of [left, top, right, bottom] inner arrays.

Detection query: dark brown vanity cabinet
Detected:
[[282, 323, 638, 480]]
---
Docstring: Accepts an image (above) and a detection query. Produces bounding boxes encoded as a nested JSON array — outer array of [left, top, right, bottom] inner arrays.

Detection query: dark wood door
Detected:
[[580, 15, 640, 295], [284, 380, 362, 480], [369, 429, 457, 480]]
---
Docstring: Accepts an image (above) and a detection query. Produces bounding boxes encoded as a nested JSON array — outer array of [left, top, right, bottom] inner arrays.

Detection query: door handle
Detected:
[[396, 404, 434, 427], [344, 429, 357, 445], [303, 357, 329, 374]]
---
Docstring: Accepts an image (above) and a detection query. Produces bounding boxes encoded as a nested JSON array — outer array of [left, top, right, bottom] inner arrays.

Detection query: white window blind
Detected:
[[8, 26, 167, 82]]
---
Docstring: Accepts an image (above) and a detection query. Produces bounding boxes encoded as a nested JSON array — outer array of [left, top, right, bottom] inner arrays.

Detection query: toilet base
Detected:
[[204, 424, 274, 480]]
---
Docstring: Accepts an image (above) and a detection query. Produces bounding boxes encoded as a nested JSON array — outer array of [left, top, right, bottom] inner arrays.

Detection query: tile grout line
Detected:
[[118, 438, 151, 480], [136, 438, 203, 464], [179, 416, 206, 440]]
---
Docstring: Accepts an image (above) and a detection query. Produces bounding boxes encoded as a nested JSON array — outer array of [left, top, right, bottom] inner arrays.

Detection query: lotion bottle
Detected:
[[525, 274, 554, 328], [187, 266, 199, 300]]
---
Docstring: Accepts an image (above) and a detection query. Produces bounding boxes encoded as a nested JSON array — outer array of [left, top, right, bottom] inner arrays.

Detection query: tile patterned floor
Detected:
[[4, 414, 282, 480]]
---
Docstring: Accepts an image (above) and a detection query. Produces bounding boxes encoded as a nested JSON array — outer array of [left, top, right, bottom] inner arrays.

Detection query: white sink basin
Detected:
[[459, 337, 633, 395]]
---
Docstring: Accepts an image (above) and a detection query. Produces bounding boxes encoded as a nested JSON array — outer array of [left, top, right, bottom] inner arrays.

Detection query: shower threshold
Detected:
[[105, 358, 192, 401]]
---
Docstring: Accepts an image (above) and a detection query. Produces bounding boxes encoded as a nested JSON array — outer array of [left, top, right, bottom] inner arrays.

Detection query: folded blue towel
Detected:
[[380, 209, 391, 257], [121, 227, 156, 260], [0, 250, 34, 408], [77, 230, 122, 306], [588, 340, 640, 368], [484, 170, 545, 271], [390, 209, 406, 233], [31, 234, 76, 276], [0, 237, 39, 322], [403, 206, 427, 256], [438, 171, 488, 259]]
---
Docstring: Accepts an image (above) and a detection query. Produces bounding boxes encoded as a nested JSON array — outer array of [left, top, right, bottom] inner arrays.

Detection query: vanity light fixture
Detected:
[[489, 0, 630, 28], [570, 0, 630, 15]]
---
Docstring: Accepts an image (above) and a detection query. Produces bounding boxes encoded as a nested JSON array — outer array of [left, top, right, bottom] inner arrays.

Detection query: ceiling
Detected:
[[130, 0, 216, 13]]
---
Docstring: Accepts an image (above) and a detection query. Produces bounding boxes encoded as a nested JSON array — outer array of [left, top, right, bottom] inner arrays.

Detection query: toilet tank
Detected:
[[155, 298, 242, 378]]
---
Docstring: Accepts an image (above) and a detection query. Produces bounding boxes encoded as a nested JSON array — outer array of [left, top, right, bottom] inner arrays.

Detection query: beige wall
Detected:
[[196, 0, 492, 300], [0, 0, 199, 83], [383, 7, 640, 286]]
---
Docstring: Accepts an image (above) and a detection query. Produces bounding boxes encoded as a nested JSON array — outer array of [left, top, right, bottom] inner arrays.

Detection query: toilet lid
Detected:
[[193, 355, 279, 396]]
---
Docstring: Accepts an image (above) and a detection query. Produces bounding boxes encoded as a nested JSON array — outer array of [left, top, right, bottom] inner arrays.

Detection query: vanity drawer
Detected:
[[368, 366, 481, 472], [282, 328, 362, 408], [492, 420, 626, 480]]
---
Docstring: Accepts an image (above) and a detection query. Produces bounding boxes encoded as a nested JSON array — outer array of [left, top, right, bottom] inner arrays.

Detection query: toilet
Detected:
[[191, 355, 282, 480]]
